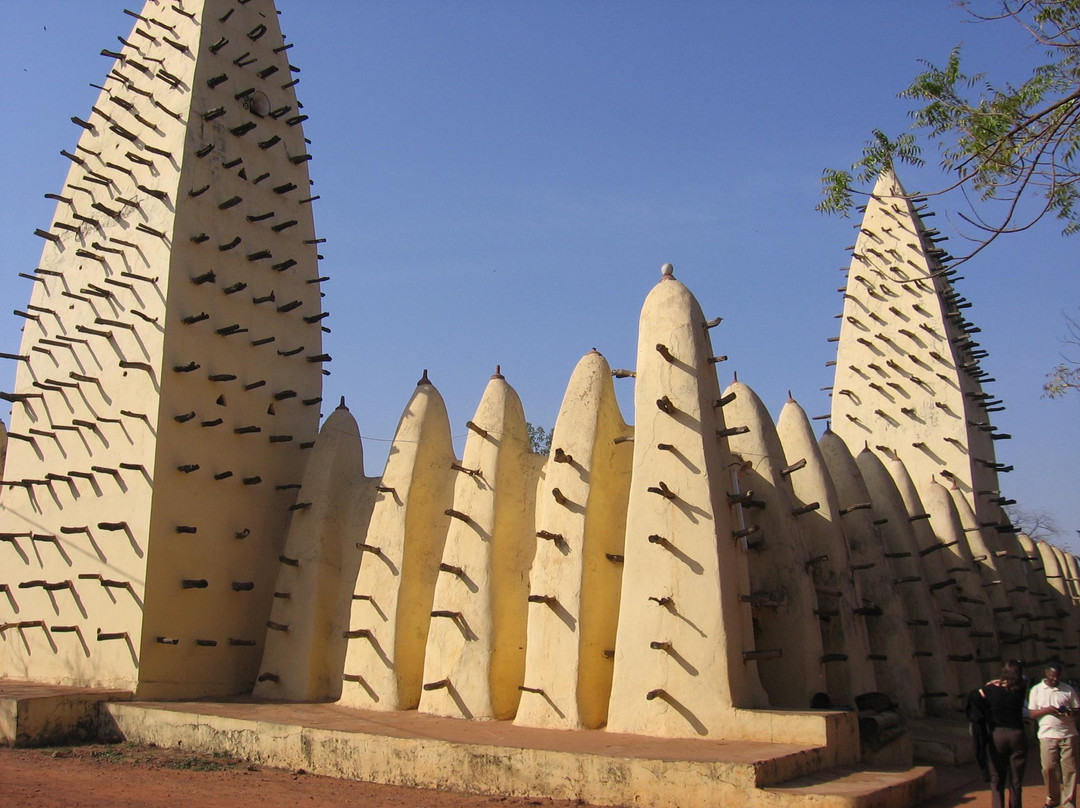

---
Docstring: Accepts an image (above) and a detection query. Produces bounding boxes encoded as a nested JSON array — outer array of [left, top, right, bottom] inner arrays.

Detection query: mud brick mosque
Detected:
[[1, 1, 1076, 805]]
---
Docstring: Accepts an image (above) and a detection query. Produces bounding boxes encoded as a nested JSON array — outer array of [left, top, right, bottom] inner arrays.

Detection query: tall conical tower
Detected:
[[0, 0, 324, 699], [829, 169, 1010, 531]]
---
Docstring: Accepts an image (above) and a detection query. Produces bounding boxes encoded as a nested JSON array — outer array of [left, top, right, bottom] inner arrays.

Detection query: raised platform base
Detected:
[[103, 699, 935, 808], [1, 681, 937, 808], [0, 680, 130, 747]]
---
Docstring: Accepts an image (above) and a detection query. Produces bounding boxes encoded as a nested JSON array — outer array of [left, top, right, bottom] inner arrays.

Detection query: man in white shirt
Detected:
[[1029, 662, 1080, 808]]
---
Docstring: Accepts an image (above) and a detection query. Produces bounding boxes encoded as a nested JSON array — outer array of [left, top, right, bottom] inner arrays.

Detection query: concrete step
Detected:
[[761, 764, 936, 808], [911, 717, 976, 766]]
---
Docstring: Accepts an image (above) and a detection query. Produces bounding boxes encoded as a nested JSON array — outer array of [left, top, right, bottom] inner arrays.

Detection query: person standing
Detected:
[[1028, 661, 1080, 808], [981, 660, 1029, 808]]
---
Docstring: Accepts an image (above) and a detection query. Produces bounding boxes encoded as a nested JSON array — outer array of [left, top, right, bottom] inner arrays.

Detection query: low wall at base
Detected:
[[0, 681, 130, 747], [103, 700, 865, 808]]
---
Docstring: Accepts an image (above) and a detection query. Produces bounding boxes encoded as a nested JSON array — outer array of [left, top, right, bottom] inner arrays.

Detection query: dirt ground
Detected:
[[0, 743, 600, 808], [0, 740, 1044, 808]]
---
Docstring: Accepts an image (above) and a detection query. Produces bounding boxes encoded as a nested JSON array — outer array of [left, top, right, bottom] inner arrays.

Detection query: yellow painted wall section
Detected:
[[1054, 546, 1080, 667], [723, 381, 826, 709], [776, 399, 877, 707], [1016, 533, 1063, 664], [970, 502, 1049, 662], [818, 431, 923, 719], [1037, 542, 1079, 669], [419, 372, 536, 720], [607, 270, 768, 740], [1063, 552, 1080, 605], [515, 350, 632, 730], [888, 462, 982, 694], [921, 480, 1001, 681], [338, 375, 456, 711], [946, 485, 1042, 666], [0, 0, 199, 692], [137, 0, 324, 699], [856, 449, 960, 717], [0, 0, 326, 698], [253, 404, 374, 701]]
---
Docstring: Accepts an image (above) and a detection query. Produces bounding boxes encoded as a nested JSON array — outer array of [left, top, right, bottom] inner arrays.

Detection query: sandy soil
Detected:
[[0, 743, 601, 808]]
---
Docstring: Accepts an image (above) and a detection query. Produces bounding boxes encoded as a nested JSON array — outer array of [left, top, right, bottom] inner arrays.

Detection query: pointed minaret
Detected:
[[857, 448, 961, 717], [338, 372, 456, 711], [921, 478, 1002, 681], [1037, 542, 1080, 670], [776, 397, 877, 708], [819, 430, 923, 720], [723, 381, 826, 709], [254, 401, 376, 701], [1054, 545, 1080, 666], [887, 458, 983, 694], [946, 483, 1043, 665], [514, 350, 632, 730], [1064, 553, 1080, 608], [418, 369, 539, 721], [607, 266, 768, 739], [829, 169, 1011, 536], [0, 0, 324, 697], [1017, 532, 1061, 665]]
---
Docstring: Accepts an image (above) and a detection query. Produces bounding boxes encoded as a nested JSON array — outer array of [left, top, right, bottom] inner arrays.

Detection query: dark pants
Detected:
[[989, 726, 1028, 808]]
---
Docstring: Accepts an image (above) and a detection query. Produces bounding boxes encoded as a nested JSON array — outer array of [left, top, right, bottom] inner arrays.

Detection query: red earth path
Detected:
[[0, 743, 598, 808], [0, 741, 1039, 808]]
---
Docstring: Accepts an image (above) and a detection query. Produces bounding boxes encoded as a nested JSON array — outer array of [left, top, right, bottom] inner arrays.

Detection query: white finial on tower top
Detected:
[[660, 263, 674, 280]]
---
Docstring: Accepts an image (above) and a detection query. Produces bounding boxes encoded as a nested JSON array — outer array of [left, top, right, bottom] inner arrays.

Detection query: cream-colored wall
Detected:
[[1036, 541, 1079, 668], [338, 376, 455, 711], [607, 271, 768, 740], [514, 351, 632, 730], [776, 399, 877, 707], [1064, 553, 1080, 605], [723, 382, 826, 709], [1062, 557, 1080, 613], [946, 486, 1042, 666], [856, 449, 960, 717], [1016, 533, 1064, 663], [818, 431, 923, 719], [254, 404, 374, 701], [138, 0, 323, 699], [920, 479, 1001, 681], [888, 461, 982, 694], [0, 1, 193, 691], [0, 0, 323, 699], [1062, 552, 1080, 613], [419, 372, 537, 720]]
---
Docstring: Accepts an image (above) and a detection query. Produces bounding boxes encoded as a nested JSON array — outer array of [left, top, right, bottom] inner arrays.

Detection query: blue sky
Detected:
[[1, 1, 1077, 545]]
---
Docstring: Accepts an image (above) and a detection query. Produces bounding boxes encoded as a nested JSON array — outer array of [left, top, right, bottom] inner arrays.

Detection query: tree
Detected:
[[819, 0, 1080, 395], [1044, 309, 1080, 397], [820, 1, 1080, 249], [526, 422, 553, 455], [1004, 503, 1063, 541]]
